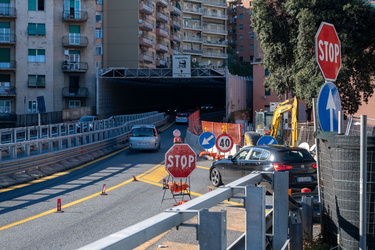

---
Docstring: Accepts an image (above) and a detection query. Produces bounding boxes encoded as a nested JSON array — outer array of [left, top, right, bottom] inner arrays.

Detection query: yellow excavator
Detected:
[[248, 96, 299, 147]]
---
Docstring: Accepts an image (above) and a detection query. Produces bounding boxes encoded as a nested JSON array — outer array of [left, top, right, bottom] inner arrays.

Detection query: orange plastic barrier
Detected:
[[201, 121, 243, 145]]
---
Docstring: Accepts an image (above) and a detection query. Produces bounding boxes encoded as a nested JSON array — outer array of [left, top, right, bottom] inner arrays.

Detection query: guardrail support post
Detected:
[[289, 209, 302, 249], [198, 208, 226, 250], [273, 171, 289, 249], [245, 185, 266, 248], [301, 195, 313, 240]]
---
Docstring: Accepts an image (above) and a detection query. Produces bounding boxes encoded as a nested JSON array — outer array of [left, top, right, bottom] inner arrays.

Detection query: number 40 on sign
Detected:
[[215, 133, 234, 153]]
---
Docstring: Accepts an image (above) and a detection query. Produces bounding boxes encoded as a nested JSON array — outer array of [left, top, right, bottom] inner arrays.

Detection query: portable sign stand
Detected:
[[161, 175, 191, 204]]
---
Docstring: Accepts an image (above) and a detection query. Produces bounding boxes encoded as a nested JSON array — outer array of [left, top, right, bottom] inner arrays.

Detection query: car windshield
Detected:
[[132, 128, 156, 137], [276, 150, 315, 163]]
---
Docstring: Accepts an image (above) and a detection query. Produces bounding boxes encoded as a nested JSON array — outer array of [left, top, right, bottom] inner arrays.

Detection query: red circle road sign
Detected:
[[165, 144, 197, 178], [215, 133, 234, 153], [315, 22, 341, 82]]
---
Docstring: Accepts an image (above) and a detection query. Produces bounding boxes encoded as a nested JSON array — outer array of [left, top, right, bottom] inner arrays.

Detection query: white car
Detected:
[[175, 113, 189, 124], [129, 124, 161, 151]]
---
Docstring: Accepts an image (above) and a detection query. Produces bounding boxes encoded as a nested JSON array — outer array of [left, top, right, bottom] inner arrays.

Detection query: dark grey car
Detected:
[[209, 145, 317, 191]]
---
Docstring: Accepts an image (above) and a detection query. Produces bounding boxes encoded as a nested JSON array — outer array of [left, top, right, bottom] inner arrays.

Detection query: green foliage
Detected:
[[252, 0, 375, 114], [227, 46, 253, 77]]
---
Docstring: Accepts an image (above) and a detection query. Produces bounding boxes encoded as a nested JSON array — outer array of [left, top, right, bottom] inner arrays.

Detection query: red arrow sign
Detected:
[[165, 144, 196, 178], [315, 22, 341, 82]]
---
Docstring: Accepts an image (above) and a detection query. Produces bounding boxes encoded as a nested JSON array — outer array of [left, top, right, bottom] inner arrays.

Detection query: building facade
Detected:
[[0, 0, 98, 119]]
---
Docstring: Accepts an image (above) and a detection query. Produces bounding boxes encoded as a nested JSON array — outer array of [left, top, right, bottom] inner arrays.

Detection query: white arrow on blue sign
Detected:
[[199, 131, 216, 149], [317, 82, 342, 132], [257, 135, 278, 145]]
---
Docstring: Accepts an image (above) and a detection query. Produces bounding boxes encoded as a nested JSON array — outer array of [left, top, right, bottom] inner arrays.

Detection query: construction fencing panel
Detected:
[[317, 130, 375, 249], [201, 121, 242, 146]]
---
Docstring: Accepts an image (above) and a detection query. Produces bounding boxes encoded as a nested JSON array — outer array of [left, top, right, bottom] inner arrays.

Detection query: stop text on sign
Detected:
[[318, 40, 339, 63], [166, 155, 195, 168]]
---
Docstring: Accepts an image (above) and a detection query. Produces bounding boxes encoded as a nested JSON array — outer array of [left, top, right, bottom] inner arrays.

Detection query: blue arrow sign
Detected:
[[199, 132, 216, 149], [257, 135, 278, 145], [317, 82, 342, 132]]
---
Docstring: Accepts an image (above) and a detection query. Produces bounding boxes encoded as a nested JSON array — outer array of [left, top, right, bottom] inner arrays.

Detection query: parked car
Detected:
[[129, 124, 161, 151], [76, 116, 98, 132], [175, 113, 189, 124], [201, 103, 214, 109], [209, 145, 317, 191]]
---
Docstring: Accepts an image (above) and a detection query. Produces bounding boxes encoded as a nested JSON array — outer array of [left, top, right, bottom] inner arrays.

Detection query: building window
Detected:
[[28, 49, 45, 62], [28, 0, 44, 11], [239, 45, 243, 51], [265, 89, 271, 96], [97, 0, 103, 4], [95, 45, 103, 55], [0, 22, 10, 43], [265, 69, 270, 76], [239, 56, 243, 62], [28, 75, 46, 88], [28, 100, 37, 113], [239, 35, 243, 40], [249, 33, 254, 39], [239, 24, 243, 30], [96, 12, 102, 22], [0, 48, 10, 68], [69, 100, 81, 108], [0, 100, 10, 113], [250, 44, 254, 50], [96, 28, 102, 38], [28, 23, 46, 35], [95, 61, 102, 69], [239, 14, 243, 19]]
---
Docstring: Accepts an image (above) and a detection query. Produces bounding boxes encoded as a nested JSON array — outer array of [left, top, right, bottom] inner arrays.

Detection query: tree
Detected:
[[252, 0, 375, 114], [227, 46, 253, 77]]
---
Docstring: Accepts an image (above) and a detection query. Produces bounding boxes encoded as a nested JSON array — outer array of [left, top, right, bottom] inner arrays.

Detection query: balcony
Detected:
[[156, 28, 169, 38], [62, 87, 89, 98], [228, 7, 237, 13], [0, 86, 16, 96], [139, 3, 153, 15], [0, 33, 16, 45], [156, 12, 168, 23], [62, 61, 88, 73], [156, 58, 168, 68], [169, 5, 181, 16], [169, 48, 180, 55], [228, 40, 237, 45], [139, 37, 153, 47], [183, 6, 202, 15], [156, 0, 168, 8], [203, 39, 227, 46], [139, 20, 153, 31], [171, 20, 181, 30], [183, 35, 203, 43], [139, 54, 153, 64], [0, 61, 16, 71], [203, 27, 227, 35], [203, 0, 227, 7], [0, 7, 16, 18], [62, 11, 88, 22], [183, 21, 202, 30], [202, 11, 227, 20], [170, 34, 181, 43], [202, 51, 227, 58], [183, 49, 203, 55], [62, 36, 89, 47], [155, 43, 169, 53]]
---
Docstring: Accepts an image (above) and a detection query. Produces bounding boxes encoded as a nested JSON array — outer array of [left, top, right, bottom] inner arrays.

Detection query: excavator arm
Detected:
[[269, 96, 299, 147]]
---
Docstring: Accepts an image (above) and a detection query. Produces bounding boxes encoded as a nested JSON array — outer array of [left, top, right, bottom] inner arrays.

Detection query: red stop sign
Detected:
[[315, 22, 341, 82], [165, 144, 196, 178]]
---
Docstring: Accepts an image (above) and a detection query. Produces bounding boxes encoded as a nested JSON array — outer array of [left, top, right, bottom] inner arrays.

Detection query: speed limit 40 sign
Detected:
[[215, 133, 234, 153]]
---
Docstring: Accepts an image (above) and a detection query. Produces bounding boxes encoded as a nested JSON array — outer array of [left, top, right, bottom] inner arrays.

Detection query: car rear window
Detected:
[[276, 150, 315, 163], [178, 114, 188, 117], [132, 127, 156, 137]]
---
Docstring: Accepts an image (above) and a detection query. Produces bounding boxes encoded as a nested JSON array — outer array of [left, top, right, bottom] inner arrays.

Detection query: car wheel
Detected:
[[210, 168, 222, 187]]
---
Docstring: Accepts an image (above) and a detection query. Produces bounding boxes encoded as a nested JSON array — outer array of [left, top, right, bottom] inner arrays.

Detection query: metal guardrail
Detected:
[[0, 112, 167, 177], [79, 172, 295, 250]]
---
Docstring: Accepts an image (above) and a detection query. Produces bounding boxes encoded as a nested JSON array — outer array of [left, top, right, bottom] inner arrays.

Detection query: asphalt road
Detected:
[[0, 124, 246, 249]]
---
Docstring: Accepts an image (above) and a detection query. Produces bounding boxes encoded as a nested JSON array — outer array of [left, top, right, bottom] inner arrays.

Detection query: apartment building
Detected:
[[182, 0, 228, 67], [227, 0, 255, 63], [0, 0, 98, 120], [103, 0, 183, 69]]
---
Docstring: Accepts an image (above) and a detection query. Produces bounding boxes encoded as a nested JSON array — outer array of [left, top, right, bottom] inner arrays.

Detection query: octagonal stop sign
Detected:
[[315, 22, 341, 82], [165, 144, 196, 178]]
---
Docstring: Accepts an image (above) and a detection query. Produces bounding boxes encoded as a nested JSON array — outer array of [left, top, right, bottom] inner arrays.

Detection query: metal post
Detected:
[[273, 171, 288, 249], [301, 196, 313, 240], [289, 209, 302, 250], [198, 208, 226, 250], [246, 185, 265, 248], [360, 115, 367, 250], [338, 110, 343, 135], [312, 98, 321, 204]]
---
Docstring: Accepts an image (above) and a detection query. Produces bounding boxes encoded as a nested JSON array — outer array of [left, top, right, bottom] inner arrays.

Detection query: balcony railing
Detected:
[[139, 54, 154, 64], [183, 6, 203, 14], [0, 7, 16, 18], [155, 43, 169, 53], [202, 51, 227, 58], [62, 11, 88, 22], [156, 12, 168, 23], [170, 34, 181, 43], [139, 21, 153, 31], [203, 0, 227, 7], [0, 61, 16, 70], [62, 61, 88, 72], [183, 21, 202, 30], [203, 27, 227, 35], [0, 86, 16, 96], [183, 36, 203, 43], [169, 48, 180, 55], [169, 5, 181, 16], [171, 20, 181, 30], [0, 33, 16, 44], [156, 58, 168, 68], [62, 36, 89, 47], [202, 11, 227, 19], [139, 37, 153, 47], [62, 87, 89, 98], [156, 0, 168, 8], [183, 49, 203, 55], [139, 3, 153, 15], [228, 8, 237, 13], [203, 39, 227, 46], [156, 28, 169, 38]]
